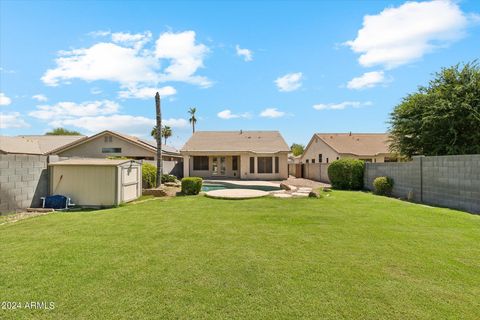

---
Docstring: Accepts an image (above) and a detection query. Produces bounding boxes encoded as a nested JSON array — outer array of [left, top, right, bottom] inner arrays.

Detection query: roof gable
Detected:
[[181, 131, 290, 153], [314, 133, 391, 156]]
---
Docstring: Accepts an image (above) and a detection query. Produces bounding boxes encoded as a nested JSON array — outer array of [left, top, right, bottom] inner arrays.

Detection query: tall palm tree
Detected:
[[151, 125, 173, 145], [188, 107, 197, 133], [161, 126, 172, 145]]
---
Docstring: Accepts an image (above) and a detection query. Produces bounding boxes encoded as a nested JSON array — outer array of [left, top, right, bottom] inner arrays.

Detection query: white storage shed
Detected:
[[49, 158, 142, 207]]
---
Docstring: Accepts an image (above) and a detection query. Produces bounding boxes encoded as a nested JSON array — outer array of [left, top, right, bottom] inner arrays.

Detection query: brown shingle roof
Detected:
[[181, 131, 290, 153], [315, 133, 391, 156]]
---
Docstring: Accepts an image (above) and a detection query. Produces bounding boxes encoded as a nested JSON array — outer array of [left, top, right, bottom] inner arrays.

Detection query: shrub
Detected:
[[142, 163, 157, 189], [181, 177, 203, 195], [327, 159, 365, 190], [161, 174, 177, 183], [373, 176, 394, 196]]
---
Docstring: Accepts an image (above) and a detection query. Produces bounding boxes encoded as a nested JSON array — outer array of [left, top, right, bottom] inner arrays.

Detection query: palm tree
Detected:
[[161, 126, 172, 145], [188, 107, 197, 133]]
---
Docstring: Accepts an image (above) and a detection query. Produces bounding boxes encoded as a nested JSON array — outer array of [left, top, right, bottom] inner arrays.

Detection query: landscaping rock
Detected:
[[165, 182, 180, 188], [280, 183, 291, 191], [142, 188, 167, 197]]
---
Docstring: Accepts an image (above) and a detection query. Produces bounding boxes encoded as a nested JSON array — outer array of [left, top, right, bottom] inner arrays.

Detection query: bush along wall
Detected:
[[181, 177, 203, 195], [327, 159, 365, 190], [373, 176, 394, 196]]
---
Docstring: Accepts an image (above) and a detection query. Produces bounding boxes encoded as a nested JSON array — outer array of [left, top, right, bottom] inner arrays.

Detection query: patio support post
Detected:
[[183, 155, 190, 178]]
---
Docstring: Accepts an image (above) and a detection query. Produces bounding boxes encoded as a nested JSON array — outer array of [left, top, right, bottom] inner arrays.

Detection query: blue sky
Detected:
[[1, 0, 479, 148]]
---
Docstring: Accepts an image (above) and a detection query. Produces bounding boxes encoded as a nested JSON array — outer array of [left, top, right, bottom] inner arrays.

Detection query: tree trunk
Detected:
[[155, 92, 163, 188]]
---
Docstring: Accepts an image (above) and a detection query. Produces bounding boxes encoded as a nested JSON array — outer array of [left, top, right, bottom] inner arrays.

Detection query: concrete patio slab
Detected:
[[292, 192, 309, 197], [273, 193, 292, 198], [205, 188, 269, 200]]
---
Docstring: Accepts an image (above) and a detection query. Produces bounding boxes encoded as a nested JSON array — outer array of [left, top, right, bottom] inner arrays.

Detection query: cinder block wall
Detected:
[[364, 155, 480, 214], [303, 163, 330, 183], [0, 154, 49, 213]]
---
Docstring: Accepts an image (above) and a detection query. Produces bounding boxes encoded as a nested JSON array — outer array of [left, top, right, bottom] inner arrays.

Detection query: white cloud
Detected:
[[345, 0, 472, 68], [0, 93, 12, 106], [29, 100, 119, 120], [313, 101, 372, 111], [346, 71, 389, 89], [50, 115, 154, 133], [274, 72, 302, 92], [118, 86, 177, 99], [155, 31, 211, 87], [259, 108, 286, 118], [42, 30, 211, 91], [50, 115, 188, 134], [235, 45, 253, 62], [32, 94, 48, 102], [0, 112, 29, 128], [217, 109, 251, 120], [163, 118, 189, 128]]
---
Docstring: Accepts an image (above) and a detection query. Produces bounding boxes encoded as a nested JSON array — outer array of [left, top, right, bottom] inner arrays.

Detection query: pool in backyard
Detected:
[[201, 183, 281, 192]]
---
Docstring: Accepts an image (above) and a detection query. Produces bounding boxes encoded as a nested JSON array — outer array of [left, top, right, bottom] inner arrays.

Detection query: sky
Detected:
[[1, 0, 479, 148]]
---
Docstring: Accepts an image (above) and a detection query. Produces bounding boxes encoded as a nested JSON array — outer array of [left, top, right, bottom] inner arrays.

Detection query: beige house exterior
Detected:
[[302, 133, 398, 164], [181, 131, 290, 180], [47, 130, 181, 161]]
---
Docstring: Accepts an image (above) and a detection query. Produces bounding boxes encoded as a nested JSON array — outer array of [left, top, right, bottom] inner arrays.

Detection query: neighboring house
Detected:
[[47, 130, 182, 161], [0, 135, 85, 155], [181, 131, 290, 180], [302, 133, 398, 164], [288, 153, 302, 164]]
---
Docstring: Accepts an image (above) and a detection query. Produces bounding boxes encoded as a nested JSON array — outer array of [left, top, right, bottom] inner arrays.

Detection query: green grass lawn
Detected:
[[1, 192, 479, 319]]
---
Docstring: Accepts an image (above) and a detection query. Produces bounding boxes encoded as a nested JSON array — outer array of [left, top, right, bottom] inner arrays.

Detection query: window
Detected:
[[232, 156, 238, 171], [257, 157, 273, 174], [360, 158, 372, 163], [104, 135, 112, 143], [336, 157, 339, 160], [275, 157, 279, 173], [250, 157, 255, 173], [326, 158, 329, 163], [312, 159, 315, 164], [306, 159, 309, 164], [318, 154, 323, 163], [193, 156, 209, 170], [102, 147, 121, 153]]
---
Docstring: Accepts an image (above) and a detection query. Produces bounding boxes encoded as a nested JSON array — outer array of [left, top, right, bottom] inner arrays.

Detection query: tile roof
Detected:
[[1, 135, 85, 155], [314, 133, 391, 156], [181, 131, 290, 153]]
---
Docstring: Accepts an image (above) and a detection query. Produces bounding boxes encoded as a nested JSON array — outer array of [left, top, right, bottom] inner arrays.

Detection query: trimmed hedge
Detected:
[[142, 163, 157, 189], [181, 177, 203, 195], [373, 176, 394, 196], [327, 159, 365, 190]]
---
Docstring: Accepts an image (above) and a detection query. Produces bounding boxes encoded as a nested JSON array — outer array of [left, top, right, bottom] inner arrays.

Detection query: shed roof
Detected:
[[49, 158, 138, 166], [314, 133, 391, 156], [181, 131, 290, 153]]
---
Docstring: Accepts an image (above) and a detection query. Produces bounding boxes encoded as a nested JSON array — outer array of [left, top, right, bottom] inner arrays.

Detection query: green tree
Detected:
[[290, 143, 305, 156], [389, 61, 480, 158], [45, 128, 81, 135], [188, 107, 197, 133], [150, 125, 173, 144]]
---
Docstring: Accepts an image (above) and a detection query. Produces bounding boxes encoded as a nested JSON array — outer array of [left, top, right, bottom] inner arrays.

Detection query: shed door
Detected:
[[122, 166, 139, 202]]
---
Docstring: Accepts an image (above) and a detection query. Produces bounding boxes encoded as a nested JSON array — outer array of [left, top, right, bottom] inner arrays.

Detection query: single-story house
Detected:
[[47, 130, 182, 161], [0, 135, 85, 155], [181, 131, 289, 180], [301, 133, 398, 164]]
